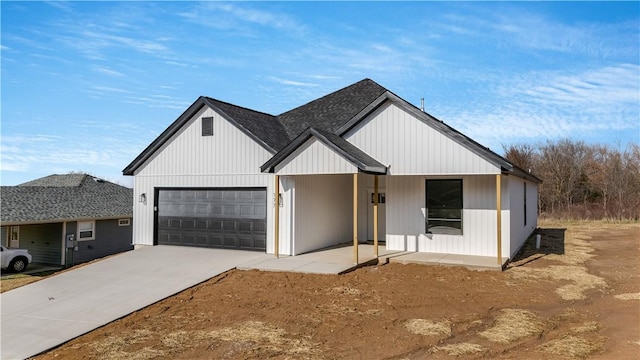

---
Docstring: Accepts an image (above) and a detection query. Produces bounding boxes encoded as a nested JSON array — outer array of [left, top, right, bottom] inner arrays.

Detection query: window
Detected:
[[426, 179, 463, 235], [202, 117, 213, 136], [118, 219, 131, 226], [78, 221, 95, 240]]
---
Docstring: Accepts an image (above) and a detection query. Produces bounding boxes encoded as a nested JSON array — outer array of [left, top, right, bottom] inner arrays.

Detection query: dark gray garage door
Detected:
[[156, 188, 266, 251]]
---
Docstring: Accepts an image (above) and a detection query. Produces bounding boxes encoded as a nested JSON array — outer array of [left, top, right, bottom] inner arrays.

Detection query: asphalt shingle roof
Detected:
[[1, 174, 133, 224], [203, 97, 291, 151], [260, 128, 387, 174], [122, 78, 541, 182], [277, 79, 387, 138]]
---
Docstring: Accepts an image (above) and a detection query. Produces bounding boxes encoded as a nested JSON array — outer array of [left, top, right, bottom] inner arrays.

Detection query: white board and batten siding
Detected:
[[386, 175, 511, 257], [275, 138, 358, 175], [508, 176, 539, 258], [131, 106, 288, 254], [345, 102, 501, 176], [287, 174, 353, 255]]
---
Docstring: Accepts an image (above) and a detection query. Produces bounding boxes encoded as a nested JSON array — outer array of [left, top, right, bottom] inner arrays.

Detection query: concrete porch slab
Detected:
[[241, 244, 507, 274], [239, 244, 383, 275], [387, 251, 508, 270]]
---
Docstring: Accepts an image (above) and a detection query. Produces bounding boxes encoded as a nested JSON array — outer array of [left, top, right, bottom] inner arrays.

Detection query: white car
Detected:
[[1, 245, 32, 273]]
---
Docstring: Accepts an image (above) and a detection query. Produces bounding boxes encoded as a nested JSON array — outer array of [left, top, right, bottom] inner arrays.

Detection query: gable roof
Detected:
[[122, 97, 288, 175], [203, 97, 290, 151], [277, 79, 387, 138], [261, 128, 387, 175], [122, 78, 541, 183], [1, 174, 133, 225]]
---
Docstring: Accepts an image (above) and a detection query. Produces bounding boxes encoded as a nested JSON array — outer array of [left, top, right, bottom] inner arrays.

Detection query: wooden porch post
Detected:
[[373, 175, 379, 257], [353, 173, 359, 264], [274, 175, 280, 258], [496, 174, 502, 266]]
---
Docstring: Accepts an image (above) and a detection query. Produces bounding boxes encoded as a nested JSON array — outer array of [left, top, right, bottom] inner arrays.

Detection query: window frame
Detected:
[[425, 179, 463, 235], [202, 116, 214, 136], [77, 220, 96, 241], [118, 219, 131, 227]]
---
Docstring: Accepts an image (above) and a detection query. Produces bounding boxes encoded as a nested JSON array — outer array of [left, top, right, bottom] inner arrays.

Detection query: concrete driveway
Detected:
[[0, 246, 270, 360]]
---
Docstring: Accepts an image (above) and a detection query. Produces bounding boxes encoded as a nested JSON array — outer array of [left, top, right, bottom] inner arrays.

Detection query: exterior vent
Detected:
[[202, 117, 214, 136]]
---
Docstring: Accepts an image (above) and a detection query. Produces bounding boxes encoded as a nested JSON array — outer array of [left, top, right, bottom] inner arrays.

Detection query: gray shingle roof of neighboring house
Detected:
[[1, 174, 133, 225], [122, 78, 541, 183]]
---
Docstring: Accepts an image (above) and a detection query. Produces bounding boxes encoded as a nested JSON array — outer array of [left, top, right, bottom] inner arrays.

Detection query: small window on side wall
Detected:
[[202, 117, 214, 136], [78, 221, 95, 241], [426, 179, 463, 235], [118, 219, 131, 226]]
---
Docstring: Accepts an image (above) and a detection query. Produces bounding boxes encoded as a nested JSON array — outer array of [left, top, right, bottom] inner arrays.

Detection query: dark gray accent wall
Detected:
[[1, 227, 7, 247], [72, 218, 133, 264], [19, 223, 63, 265]]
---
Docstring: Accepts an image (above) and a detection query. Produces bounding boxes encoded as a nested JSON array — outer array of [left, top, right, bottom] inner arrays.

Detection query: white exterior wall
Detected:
[[275, 138, 358, 175], [132, 106, 288, 254], [345, 102, 501, 175], [357, 174, 386, 241], [386, 175, 511, 257], [508, 176, 539, 258], [290, 174, 353, 255]]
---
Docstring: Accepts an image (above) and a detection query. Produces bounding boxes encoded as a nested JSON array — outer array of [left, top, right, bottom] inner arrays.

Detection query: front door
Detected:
[[8, 226, 19, 248], [367, 190, 386, 241]]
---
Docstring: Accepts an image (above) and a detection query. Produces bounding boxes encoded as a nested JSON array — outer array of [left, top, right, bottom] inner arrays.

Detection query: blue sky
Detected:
[[2, 1, 639, 187]]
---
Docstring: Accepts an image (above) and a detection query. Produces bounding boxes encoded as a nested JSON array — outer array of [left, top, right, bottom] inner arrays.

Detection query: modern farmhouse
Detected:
[[123, 79, 540, 266]]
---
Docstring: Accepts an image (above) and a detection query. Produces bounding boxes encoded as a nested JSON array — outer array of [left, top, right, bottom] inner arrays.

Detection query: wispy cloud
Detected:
[[123, 95, 191, 110], [441, 63, 640, 148], [179, 2, 306, 34], [430, 5, 639, 59], [267, 76, 318, 87], [93, 66, 125, 77]]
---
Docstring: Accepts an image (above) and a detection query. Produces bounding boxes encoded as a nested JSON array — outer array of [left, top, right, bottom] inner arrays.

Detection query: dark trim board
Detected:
[[153, 187, 267, 251]]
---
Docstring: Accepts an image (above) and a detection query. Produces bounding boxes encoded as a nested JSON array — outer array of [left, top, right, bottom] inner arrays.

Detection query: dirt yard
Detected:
[[23, 221, 640, 359]]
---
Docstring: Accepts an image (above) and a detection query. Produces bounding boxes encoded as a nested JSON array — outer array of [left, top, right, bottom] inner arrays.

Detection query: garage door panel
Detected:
[[157, 188, 266, 251]]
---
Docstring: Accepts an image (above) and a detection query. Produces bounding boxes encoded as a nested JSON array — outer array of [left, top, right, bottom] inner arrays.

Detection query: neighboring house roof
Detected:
[[261, 128, 387, 175], [1, 174, 133, 225], [122, 78, 542, 183]]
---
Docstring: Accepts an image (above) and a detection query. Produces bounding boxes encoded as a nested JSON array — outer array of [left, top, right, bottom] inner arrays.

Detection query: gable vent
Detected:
[[202, 117, 214, 136]]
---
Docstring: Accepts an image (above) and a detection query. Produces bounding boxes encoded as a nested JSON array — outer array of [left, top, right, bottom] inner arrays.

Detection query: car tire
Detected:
[[9, 257, 28, 272]]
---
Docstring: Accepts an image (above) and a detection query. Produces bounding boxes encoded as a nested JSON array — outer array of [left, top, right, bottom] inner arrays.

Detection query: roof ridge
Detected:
[[204, 96, 276, 118], [277, 78, 383, 117]]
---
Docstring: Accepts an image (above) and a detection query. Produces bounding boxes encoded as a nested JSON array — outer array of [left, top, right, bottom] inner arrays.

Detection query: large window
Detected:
[[78, 221, 95, 241], [426, 179, 463, 235]]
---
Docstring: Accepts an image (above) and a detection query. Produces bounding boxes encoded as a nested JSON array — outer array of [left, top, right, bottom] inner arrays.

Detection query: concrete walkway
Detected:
[[0, 246, 270, 360]]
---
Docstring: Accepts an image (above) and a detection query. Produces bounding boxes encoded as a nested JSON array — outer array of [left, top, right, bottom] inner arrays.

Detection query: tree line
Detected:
[[504, 139, 640, 220]]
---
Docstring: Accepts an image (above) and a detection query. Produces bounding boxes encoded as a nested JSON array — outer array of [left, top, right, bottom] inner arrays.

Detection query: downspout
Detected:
[[374, 175, 379, 257], [353, 173, 359, 264], [274, 175, 280, 258]]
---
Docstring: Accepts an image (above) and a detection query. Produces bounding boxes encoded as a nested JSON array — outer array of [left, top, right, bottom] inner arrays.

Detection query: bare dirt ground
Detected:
[[22, 221, 640, 359]]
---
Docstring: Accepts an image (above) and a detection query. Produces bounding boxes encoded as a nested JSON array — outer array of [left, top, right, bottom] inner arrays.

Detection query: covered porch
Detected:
[[261, 128, 388, 263], [240, 243, 507, 274]]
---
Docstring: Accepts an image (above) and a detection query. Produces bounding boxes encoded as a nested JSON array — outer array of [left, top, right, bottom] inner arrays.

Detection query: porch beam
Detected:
[[373, 175, 379, 257], [353, 173, 358, 264], [496, 174, 502, 266], [274, 175, 280, 258]]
